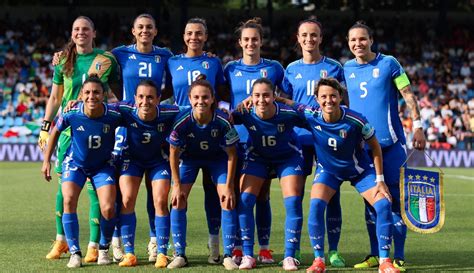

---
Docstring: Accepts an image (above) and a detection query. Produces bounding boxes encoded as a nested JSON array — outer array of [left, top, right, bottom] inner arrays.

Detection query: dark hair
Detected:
[[132, 14, 157, 44], [235, 17, 263, 40], [137, 79, 160, 97], [347, 20, 373, 39], [188, 74, 216, 110], [314, 78, 345, 97], [297, 17, 323, 35], [186, 17, 208, 34], [82, 73, 106, 93], [63, 16, 95, 77], [251, 78, 275, 94]]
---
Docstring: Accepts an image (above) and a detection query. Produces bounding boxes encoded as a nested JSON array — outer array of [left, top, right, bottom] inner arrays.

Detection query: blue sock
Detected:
[[170, 208, 187, 256], [284, 196, 303, 258], [155, 215, 170, 255], [147, 189, 156, 238], [99, 216, 117, 248], [373, 198, 393, 259], [234, 193, 242, 249], [238, 192, 257, 257], [390, 186, 406, 260], [256, 198, 271, 247], [119, 212, 136, 254], [364, 200, 379, 256], [63, 213, 80, 254], [114, 190, 122, 238], [308, 198, 327, 258], [326, 190, 342, 251], [222, 209, 237, 256], [204, 183, 221, 236]]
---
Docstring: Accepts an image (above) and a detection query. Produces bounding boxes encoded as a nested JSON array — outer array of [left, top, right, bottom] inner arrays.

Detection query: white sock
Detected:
[[317, 257, 325, 263], [260, 245, 269, 251], [111, 236, 121, 246], [56, 234, 66, 241], [208, 234, 219, 246], [149, 237, 157, 244], [379, 257, 390, 263], [88, 242, 99, 249]]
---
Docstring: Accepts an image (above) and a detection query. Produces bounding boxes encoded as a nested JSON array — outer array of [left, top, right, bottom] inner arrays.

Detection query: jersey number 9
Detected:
[[328, 137, 337, 151]]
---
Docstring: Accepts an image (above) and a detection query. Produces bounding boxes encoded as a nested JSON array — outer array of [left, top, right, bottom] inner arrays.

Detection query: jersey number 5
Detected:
[[359, 82, 368, 98]]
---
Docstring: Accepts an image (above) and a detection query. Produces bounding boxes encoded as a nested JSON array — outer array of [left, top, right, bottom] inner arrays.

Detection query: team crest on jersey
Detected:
[[103, 124, 110, 133], [260, 69, 268, 78], [63, 171, 70, 178], [202, 61, 210, 69], [157, 123, 165, 132], [155, 55, 161, 63], [372, 68, 380, 78], [277, 124, 285, 133], [320, 70, 328, 78], [211, 129, 219, 137], [121, 162, 129, 171], [400, 167, 444, 234], [339, 129, 347, 138], [95, 62, 102, 71]]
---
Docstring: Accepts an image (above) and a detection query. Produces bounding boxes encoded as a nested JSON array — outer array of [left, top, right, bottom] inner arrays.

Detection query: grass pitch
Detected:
[[0, 162, 473, 272]]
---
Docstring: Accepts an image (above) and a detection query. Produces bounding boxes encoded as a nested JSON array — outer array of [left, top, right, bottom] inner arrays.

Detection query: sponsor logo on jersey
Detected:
[[373, 68, 380, 78], [106, 176, 114, 181], [160, 170, 169, 176], [249, 125, 257, 131], [339, 129, 347, 138], [157, 123, 165, 132], [155, 55, 161, 63], [177, 65, 184, 71], [202, 61, 210, 69], [315, 125, 322, 131], [95, 62, 102, 71], [295, 73, 303, 79], [235, 71, 243, 77], [277, 123, 285, 133], [320, 69, 328, 78], [295, 165, 302, 171], [211, 129, 219, 137], [103, 124, 110, 133], [260, 69, 268, 78], [129, 54, 137, 60], [349, 73, 356, 79], [76, 125, 85, 131], [187, 133, 195, 138]]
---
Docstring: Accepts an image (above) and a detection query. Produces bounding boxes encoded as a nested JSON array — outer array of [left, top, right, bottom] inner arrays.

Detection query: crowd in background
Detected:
[[0, 12, 472, 149]]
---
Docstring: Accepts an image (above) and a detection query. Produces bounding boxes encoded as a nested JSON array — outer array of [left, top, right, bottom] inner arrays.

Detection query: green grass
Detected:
[[0, 162, 473, 272]]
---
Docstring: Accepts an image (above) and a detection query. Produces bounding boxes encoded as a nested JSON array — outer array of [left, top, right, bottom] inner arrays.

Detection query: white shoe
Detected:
[[98, 249, 112, 265], [239, 255, 256, 270], [67, 253, 82, 268], [167, 255, 188, 269], [112, 242, 124, 262], [208, 243, 221, 264], [282, 256, 300, 271], [148, 240, 157, 262], [222, 256, 239, 270]]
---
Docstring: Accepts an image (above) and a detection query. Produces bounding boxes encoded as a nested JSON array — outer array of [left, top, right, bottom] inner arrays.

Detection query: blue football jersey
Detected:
[[118, 103, 180, 167], [167, 108, 239, 160], [232, 102, 306, 161], [343, 53, 406, 148], [112, 44, 173, 103], [224, 58, 284, 143], [168, 53, 225, 106], [282, 57, 345, 145], [295, 103, 375, 179], [56, 102, 122, 170]]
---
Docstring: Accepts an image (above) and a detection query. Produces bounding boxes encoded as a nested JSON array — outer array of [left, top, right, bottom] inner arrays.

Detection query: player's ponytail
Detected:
[[188, 74, 217, 111], [235, 17, 264, 40], [347, 20, 373, 40], [63, 16, 96, 77]]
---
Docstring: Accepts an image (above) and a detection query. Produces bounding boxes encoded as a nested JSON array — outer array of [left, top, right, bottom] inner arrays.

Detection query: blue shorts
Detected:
[[179, 159, 228, 185], [61, 157, 116, 189], [241, 154, 305, 179], [369, 141, 407, 185], [120, 159, 171, 181], [312, 166, 377, 194]]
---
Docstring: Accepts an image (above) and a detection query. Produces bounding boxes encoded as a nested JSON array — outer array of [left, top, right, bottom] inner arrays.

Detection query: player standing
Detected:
[[41, 75, 122, 268], [278, 78, 399, 273], [281, 18, 345, 266], [224, 17, 285, 265], [343, 21, 426, 271], [232, 78, 306, 270], [111, 13, 173, 262], [38, 16, 119, 263], [167, 76, 240, 270], [167, 18, 226, 264]]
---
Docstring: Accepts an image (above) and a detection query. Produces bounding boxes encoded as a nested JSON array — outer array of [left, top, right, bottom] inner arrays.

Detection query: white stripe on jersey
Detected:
[[287, 142, 303, 157], [352, 152, 365, 174], [387, 103, 399, 143]]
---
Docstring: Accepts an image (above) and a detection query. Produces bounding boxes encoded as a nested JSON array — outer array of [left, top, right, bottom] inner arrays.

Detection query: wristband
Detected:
[[376, 174, 384, 182], [413, 119, 422, 130], [41, 120, 52, 132]]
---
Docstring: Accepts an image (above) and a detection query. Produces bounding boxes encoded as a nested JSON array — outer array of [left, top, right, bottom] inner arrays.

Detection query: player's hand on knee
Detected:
[[374, 181, 392, 202], [221, 187, 235, 210]]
